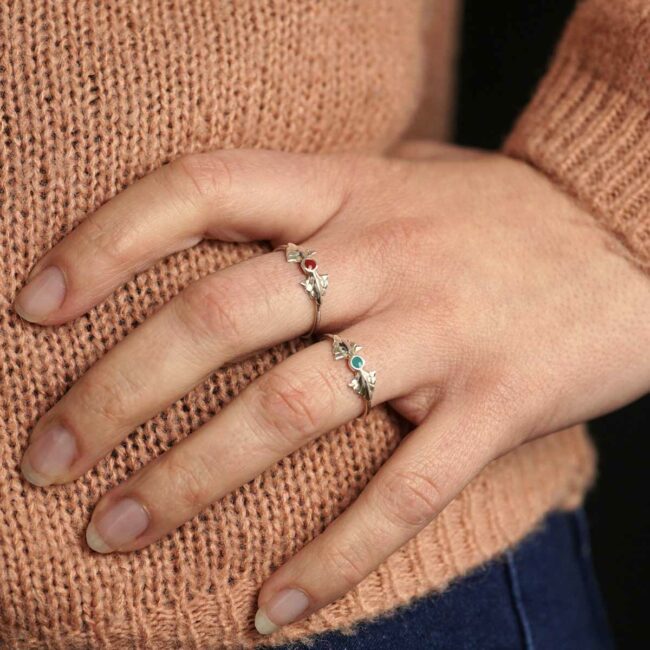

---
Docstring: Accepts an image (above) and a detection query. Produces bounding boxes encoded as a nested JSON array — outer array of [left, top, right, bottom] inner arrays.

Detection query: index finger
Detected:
[[14, 149, 349, 324]]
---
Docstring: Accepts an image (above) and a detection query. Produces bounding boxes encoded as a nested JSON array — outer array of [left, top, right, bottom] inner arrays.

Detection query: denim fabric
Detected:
[[274, 509, 614, 650]]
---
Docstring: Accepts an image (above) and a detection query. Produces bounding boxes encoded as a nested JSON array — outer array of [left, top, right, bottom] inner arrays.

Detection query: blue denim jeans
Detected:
[[275, 509, 613, 649]]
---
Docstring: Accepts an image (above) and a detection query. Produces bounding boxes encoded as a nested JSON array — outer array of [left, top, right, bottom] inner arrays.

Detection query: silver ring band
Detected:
[[277, 243, 328, 337], [325, 334, 376, 417]]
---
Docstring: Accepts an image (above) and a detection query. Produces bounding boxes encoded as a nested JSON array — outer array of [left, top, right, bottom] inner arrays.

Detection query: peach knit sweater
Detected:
[[0, 1, 647, 648]]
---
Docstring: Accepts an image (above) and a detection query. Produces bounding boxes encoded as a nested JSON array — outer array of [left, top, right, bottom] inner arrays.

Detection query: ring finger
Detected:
[[83, 316, 433, 553]]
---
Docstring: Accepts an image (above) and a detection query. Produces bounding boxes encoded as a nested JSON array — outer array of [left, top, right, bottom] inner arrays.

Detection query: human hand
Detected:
[[16, 144, 650, 634]]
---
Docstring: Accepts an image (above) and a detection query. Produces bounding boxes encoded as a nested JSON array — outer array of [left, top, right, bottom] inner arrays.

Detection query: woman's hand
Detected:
[[15, 144, 650, 634]]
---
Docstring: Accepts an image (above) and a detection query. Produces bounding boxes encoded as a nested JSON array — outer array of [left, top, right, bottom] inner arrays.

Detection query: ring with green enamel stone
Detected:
[[276, 243, 329, 337], [325, 334, 376, 417]]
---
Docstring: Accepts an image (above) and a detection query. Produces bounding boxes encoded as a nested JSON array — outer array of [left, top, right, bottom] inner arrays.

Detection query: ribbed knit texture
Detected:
[[506, 0, 650, 272], [0, 1, 623, 648]]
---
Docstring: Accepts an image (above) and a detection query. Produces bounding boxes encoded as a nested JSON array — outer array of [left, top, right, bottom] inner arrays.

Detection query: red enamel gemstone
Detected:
[[304, 258, 317, 270]]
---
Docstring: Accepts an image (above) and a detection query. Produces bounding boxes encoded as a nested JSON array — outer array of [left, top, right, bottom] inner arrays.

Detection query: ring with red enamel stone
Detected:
[[276, 242, 329, 337]]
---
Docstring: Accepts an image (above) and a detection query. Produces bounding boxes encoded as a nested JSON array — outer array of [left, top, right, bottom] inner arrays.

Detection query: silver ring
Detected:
[[277, 243, 328, 337], [325, 334, 376, 417]]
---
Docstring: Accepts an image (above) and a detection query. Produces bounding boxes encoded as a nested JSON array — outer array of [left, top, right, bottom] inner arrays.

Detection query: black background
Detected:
[[454, 2, 649, 647]]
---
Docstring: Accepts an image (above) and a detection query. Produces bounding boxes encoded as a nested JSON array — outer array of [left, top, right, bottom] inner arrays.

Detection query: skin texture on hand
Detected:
[[14, 144, 650, 635]]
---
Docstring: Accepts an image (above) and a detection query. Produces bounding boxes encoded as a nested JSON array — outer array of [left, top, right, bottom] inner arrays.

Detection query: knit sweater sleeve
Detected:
[[504, 0, 650, 272]]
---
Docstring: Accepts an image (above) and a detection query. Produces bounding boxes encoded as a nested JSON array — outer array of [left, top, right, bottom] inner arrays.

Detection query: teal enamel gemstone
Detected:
[[350, 355, 365, 370]]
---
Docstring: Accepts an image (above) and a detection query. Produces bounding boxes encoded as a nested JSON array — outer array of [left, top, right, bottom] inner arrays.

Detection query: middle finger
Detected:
[[21, 241, 381, 487]]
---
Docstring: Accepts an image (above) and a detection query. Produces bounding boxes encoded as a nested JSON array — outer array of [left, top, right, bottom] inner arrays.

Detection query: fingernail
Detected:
[[15, 266, 66, 322], [86, 498, 150, 553], [255, 588, 310, 635], [21, 425, 77, 486]]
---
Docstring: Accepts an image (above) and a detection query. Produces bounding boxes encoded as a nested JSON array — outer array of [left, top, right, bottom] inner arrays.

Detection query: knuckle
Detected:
[[176, 276, 247, 347], [321, 540, 368, 591], [172, 152, 239, 204], [374, 469, 442, 529], [74, 369, 139, 427], [366, 217, 428, 266], [159, 452, 211, 512], [249, 365, 338, 451], [358, 217, 431, 305], [75, 215, 134, 269]]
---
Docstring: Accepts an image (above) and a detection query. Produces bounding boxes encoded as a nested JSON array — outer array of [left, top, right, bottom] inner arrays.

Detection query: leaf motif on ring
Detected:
[[301, 272, 328, 304], [331, 336, 362, 360], [285, 243, 315, 264], [349, 369, 376, 402]]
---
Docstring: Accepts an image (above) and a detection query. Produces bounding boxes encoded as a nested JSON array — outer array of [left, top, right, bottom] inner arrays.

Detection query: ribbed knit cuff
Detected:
[[505, 1, 650, 272]]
